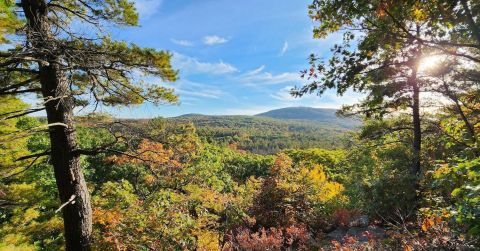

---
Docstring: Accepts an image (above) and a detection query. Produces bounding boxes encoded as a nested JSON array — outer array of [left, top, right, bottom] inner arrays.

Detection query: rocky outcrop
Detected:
[[326, 215, 386, 243]]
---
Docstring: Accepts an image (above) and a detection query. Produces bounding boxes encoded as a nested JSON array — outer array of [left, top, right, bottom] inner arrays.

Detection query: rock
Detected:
[[346, 226, 386, 242], [326, 228, 347, 242], [326, 225, 386, 243], [365, 225, 387, 239], [349, 215, 369, 227], [346, 227, 369, 242]]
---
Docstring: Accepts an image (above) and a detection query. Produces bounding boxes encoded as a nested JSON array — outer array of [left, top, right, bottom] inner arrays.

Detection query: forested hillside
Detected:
[[170, 113, 354, 154], [1, 0, 480, 250]]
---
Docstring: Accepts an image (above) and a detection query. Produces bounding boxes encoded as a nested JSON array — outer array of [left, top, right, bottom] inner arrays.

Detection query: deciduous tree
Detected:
[[294, 0, 480, 197]]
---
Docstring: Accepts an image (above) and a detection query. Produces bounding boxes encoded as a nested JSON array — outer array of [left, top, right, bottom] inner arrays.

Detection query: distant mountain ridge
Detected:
[[255, 107, 360, 128], [174, 107, 360, 129]]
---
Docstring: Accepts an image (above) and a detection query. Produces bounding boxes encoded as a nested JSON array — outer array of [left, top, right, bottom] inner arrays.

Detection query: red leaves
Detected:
[[224, 225, 310, 251], [332, 208, 360, 227]]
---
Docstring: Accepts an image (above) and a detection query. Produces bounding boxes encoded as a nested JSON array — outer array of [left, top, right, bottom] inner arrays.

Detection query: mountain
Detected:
[[176, 113, 205, 118], [256, 107, 360, 128], [167, 107, 361, 154]]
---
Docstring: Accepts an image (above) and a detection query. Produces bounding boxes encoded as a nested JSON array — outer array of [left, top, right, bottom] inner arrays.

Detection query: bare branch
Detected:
[[16, 150, 50, 162]]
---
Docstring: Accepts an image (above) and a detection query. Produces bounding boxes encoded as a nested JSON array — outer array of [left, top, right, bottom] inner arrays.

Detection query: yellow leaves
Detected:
[[304, 165, 327, 183], [0, 235, 37, 251], [93, 208, 122, 228], [432, 163, 451, 178], [143, 174, 156, 185], [319, 182, 345, 203], [404, 244, 413, 251], [421, 217, 442, 232], [412, 7, 427, 22], [421, 219, 432, 232], [41, 217, 63, 233], [0, 97, 32, 176], [3, 183, 38, 205], [22, 208, 40, 224], [441, 210, 451, 219], [184, 184, 230, 213], [257, 153, 347, 226], [197, 231, 219, 251], [296, 164, 344, 203]]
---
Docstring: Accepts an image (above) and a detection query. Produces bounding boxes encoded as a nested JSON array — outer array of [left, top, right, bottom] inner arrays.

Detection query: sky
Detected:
[[43, 0, 363, 118]]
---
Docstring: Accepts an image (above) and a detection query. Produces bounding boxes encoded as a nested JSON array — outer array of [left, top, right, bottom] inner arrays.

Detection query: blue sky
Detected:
[[89, 0, 360, 117]]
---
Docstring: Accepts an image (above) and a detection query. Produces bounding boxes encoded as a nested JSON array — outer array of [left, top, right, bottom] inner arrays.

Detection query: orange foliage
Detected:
[[109, 140, 181, 168], [106, 139, 184, 186]]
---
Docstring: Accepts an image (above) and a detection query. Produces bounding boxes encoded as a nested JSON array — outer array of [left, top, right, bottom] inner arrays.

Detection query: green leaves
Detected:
[[1, 1, 178, 109], [0, 0, 20, 43], [63, 37, 178, 107], [432, 157, 480, 235], [50, 0, 139, 26]]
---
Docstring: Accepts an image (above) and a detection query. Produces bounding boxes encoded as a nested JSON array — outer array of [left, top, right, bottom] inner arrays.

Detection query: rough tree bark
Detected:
[[21, 0, 92, 250]]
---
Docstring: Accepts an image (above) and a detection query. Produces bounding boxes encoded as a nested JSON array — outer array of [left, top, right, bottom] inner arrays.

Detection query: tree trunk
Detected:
[[40, 65, 93, 251], [460, 0, 480, 46], [443, 82, 477, 146], [21, 0, 93, 250], [411, 68, 421, 177]]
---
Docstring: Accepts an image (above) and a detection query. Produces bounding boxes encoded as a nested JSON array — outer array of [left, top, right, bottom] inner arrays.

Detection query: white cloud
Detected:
[[224, 106, 280, 115], [135, 0, 163, 19], [240, 66, 300, 85], [270, 86, 296, 101], [179, 89, 224, 99], [244, 65, 265, 76], [202, 35, 229, 45], [173, 53, 238, 75], [279, 41, 288, 56], [265, 85, 364, 110], [171, 39, 194, 47]]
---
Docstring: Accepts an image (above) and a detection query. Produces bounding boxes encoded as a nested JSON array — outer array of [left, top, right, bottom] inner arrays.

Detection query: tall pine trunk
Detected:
[[410, 66, 421, 188], [21, 0, 93, 250], [412, 84, 421, 175]]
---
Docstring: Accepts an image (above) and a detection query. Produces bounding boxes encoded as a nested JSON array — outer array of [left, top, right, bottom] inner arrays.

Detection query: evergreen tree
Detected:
[[0, 1, 177, 249]]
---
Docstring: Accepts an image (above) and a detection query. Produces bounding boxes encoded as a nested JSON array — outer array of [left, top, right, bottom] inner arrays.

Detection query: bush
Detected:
[[223, 225, 310, 251]]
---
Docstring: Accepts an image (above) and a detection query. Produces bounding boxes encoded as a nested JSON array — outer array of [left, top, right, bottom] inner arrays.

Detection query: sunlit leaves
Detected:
[[431, 157, 480, 234], [251, 153, 345, 229]]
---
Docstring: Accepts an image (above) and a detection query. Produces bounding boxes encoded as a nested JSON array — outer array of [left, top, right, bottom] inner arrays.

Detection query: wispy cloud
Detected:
[[279, 41, 288, 56], [134, 0, 163, 19], [245, 65, 265, 76], [269, 86, 363, 108], [173, 53, 238, 75], [176, 80, 226, 100], [240, 65, 300, 85], [171, 39, 194, 47], [270, 86, 295, 101], [202, 35, 229, 45], [224, 106, 280, 115]]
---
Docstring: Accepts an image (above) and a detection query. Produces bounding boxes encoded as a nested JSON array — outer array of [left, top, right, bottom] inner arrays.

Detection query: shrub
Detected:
[[223, 225, 310, 251]]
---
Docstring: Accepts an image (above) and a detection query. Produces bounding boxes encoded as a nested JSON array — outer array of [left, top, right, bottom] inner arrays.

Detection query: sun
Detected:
[[418, 55, 444, 72]]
